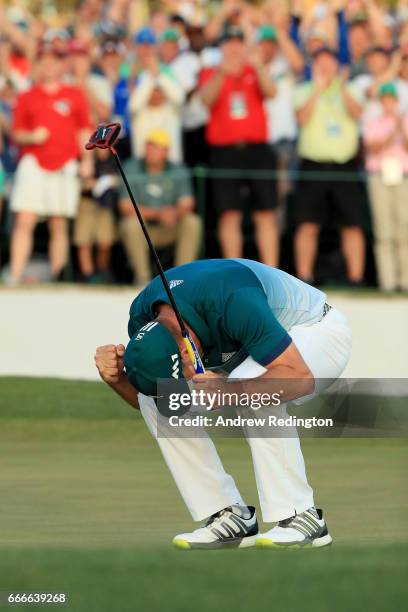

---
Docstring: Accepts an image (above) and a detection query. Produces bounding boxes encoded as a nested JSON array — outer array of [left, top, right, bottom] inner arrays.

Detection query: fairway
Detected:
[[1, 377, 407, 611]]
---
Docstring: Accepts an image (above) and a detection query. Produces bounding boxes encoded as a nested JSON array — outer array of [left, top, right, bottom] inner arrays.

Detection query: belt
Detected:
[[322, 302, 332, 318]]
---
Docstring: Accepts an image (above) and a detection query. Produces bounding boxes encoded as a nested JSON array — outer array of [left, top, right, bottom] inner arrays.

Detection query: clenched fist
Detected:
[[95, 344, 126, 385]]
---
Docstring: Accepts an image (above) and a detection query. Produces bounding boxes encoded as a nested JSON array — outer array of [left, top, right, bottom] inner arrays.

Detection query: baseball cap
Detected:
[[378, 82, 398, 98], [257, 25, 277, 43], [134, 26, 157, 45], [124, 322, 182, 396], [160, 28, 180, 43], [219, 25, 244, 44], [146, 128, 171, 149]]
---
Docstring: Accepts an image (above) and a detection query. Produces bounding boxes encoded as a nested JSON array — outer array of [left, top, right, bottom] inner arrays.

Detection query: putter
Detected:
[[85, 123, 205, 374]]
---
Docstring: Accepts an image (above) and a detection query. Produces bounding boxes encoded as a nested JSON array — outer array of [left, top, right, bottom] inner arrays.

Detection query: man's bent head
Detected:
[[124, 321, 182, 396]]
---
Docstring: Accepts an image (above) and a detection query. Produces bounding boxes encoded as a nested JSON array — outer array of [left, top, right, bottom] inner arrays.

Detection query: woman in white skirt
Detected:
[[9, 44, 92, 284]]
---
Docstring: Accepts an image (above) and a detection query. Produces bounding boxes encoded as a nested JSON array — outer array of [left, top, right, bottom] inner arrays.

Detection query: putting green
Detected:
[[0, 378, 407, 611]]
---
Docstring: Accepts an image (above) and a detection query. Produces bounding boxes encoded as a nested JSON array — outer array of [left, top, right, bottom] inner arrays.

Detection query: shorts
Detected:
[[209, 143, 277, 214], [73, 197, 116, 246], [294, 158, 364, 227], [11, 154, 80, 218]]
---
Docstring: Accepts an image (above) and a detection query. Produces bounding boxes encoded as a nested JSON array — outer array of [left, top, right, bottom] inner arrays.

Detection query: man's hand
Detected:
[[95, 344, 126, 385], [79, 154, 94, 180], [31, 126, 50, 145], [159, 206, 178, 229]]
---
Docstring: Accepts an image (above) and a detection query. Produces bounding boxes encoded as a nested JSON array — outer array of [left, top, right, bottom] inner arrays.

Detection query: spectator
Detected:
[[257, 23, 303, 208], [293, 46, 365, 285], [68, 38, 113, 123], [353, 46, 408, 124], [73, 147, 118, 283], [199, 25, 279, 266], [159, 27, 199, 91], [347, 17, 371, 78], [363, 82, 408, 291], [97, 40, 130, 158], [131, 26, 158, 72], [118, 128, 201, 284], [158, 26, 208, 167], [8, 44, 92, 285], [128, 50, 185, 163]]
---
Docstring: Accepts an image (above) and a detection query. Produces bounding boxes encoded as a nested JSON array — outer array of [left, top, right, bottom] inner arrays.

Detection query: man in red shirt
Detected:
[[9, 44, 92, 285], [199, 26, 278, 265]]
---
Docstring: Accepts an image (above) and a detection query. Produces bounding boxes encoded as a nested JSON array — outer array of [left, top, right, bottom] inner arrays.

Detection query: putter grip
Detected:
[[183, 334, 205, 374]]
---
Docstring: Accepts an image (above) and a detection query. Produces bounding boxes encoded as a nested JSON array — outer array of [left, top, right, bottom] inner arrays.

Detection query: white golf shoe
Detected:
[[173, 505, 258, 550], [256, 508, 332, 549]]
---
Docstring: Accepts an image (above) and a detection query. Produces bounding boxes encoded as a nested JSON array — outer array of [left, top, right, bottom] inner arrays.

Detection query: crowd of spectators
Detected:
[[1, 0, 408, 292]]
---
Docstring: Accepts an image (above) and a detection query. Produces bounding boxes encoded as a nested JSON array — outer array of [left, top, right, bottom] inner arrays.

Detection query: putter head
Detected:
[[85, 123, 121, 151]]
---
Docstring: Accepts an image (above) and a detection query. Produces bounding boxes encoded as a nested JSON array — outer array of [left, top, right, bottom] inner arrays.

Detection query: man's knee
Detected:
[[296, 222, 320, 238], [179, 212, 202, 234]]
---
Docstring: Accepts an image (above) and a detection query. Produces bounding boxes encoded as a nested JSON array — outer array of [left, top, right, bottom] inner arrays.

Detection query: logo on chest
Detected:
[[53, 99, 71, 116], [221, 352, 236, 363]]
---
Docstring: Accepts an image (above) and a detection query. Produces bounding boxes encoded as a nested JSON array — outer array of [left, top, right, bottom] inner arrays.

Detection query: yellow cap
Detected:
[[146, 128, 171, 149]]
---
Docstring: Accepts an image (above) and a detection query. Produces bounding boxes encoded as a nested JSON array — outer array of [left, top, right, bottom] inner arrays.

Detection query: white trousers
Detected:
[[138, 307, 352, 523]]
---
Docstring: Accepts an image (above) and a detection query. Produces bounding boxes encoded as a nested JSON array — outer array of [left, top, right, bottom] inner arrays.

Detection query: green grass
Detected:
[[0, 377, 407, 612]]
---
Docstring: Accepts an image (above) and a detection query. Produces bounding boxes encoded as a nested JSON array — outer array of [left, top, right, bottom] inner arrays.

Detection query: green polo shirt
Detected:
[[119, 159, 193, 209], [128, 259, 300, 371]]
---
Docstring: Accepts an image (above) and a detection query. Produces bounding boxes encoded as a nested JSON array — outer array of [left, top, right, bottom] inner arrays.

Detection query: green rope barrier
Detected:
[[192, 166, 368, 182]]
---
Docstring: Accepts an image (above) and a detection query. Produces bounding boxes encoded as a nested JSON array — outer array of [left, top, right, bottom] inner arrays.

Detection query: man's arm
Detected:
[[192, 342, 314, 405], [341, 83, 363, 120], [199, 68, 224, 107], [296, 88, 320, 125], [95, 344, 140, 409], [191, 287, 315, 403], [119, 197, 160, 221]]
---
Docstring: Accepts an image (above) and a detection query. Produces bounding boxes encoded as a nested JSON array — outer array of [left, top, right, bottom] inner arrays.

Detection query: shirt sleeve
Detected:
[[223, 288, 292, 366], [128, 293, 150, 338]]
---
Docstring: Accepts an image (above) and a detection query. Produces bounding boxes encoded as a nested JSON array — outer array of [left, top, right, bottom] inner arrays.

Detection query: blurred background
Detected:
[[1, 0, 408, 291]]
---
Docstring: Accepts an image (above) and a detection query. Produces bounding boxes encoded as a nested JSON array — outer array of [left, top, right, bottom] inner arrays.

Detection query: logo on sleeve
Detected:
[[169, 280, 184, 289]]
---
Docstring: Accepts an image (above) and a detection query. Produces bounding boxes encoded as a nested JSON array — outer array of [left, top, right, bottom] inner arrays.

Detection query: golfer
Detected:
[[95, 258, 351, 549]]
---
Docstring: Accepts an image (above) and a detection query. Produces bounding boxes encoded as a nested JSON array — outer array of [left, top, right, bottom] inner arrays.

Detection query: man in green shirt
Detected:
[[95, 258, 352, 550], [119, 128, 202, 284]]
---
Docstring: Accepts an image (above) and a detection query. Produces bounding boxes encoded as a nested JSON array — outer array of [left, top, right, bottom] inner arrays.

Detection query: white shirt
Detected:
[[128, 70, 184, 163], [170, 51, 208, 130], [265, 55, 298, 143]]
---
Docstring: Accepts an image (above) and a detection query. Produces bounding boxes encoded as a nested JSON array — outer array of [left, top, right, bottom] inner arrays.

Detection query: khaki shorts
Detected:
[[73, 197, 116, 246]]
